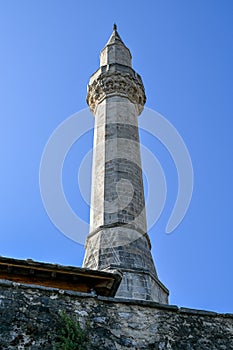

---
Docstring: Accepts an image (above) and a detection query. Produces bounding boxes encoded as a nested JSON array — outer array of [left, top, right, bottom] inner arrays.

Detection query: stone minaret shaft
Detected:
[[83, 26, 169, 303]]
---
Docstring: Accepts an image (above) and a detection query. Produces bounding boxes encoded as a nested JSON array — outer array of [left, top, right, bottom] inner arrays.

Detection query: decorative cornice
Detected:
[[87, 72, 146, 115]]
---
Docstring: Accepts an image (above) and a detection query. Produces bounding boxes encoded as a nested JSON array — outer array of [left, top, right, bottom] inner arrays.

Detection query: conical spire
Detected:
[[106, 24, 124, 45], [100, 25, 132, 67]]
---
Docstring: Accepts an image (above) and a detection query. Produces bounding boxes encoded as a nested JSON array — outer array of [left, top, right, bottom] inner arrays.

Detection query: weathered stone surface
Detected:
[[0, 281, 232, 349]]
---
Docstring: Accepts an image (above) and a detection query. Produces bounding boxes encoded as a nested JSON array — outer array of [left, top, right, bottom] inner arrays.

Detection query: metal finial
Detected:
[[113, 23, 117, 31]]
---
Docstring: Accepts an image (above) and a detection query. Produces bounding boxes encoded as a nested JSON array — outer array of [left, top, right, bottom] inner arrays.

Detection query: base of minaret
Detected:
[[113, 269, 169, 304], [83, 226, 169, 304]]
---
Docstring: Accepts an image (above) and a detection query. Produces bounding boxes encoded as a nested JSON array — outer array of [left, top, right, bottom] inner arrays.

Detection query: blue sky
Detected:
[[0, 1, 233, 313]]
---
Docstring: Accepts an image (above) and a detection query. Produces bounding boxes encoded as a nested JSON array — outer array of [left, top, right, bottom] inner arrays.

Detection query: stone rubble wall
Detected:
[[0, 280, 232, 350]]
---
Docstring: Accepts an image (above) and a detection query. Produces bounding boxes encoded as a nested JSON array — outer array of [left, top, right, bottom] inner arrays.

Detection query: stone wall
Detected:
[[0, 279, 232, 349]]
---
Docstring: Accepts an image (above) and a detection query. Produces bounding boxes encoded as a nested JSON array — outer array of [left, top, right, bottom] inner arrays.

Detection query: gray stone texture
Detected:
[[0, 281, 232, 349], [83, 28, 168, 303]]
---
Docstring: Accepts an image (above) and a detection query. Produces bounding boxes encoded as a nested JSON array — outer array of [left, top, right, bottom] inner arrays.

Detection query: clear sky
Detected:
[[0, 1, 233, 313]]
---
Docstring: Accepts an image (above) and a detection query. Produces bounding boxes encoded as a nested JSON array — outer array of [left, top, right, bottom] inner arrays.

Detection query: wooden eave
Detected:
[[0, 256, 122, 297]]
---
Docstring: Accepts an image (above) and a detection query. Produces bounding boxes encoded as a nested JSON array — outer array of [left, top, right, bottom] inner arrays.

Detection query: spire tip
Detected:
[[113, 23, 117, 31]]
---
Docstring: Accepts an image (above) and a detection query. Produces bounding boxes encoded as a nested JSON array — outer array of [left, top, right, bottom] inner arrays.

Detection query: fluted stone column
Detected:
[[83, 25, 169, 303]]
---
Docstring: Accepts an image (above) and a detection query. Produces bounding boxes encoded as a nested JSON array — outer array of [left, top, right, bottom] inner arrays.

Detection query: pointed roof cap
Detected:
[[106, 24, 125, 46], [100, 24, 132, 67]]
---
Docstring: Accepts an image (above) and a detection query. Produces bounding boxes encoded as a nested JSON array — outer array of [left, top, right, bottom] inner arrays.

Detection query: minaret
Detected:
[[83, 25, 169, 303]]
